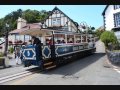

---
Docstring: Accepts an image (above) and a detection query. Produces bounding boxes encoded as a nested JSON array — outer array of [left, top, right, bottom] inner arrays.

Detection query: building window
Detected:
[[114, 13, 120, 27], [114, 5, 120, 10], [52, 17, 61, 26]]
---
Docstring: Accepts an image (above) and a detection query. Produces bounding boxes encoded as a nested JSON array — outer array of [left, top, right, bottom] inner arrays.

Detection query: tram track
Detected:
[[0, 68, 41, 84]]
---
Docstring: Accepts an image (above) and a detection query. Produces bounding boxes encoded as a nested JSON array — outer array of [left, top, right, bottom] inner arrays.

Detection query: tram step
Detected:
[[45, 65, 56, 70], [44, 62, 53, 66]]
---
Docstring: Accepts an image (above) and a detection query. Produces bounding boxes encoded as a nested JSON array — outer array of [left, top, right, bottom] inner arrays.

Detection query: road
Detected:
[[1, 40, 120, 85]]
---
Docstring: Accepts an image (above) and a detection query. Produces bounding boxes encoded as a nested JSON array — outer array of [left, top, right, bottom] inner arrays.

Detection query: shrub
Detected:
[[100, 31, 118, 49], [9, 47, 14, 54], [95, 29, 104, 39], [0, 52, 4, 57]]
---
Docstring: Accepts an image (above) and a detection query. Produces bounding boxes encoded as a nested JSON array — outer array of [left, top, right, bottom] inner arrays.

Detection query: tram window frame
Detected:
[[76, 35, 81, 43], [67, 35, 74, 43], [54, 34, 65, 44]]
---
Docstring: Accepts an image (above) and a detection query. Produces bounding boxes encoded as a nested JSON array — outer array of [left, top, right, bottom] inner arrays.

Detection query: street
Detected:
[[0, 40, 120, 85]]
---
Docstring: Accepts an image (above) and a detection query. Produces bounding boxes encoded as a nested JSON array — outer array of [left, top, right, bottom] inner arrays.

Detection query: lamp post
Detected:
[[79, 21, 89, 42], [4, 23, 9, 57]]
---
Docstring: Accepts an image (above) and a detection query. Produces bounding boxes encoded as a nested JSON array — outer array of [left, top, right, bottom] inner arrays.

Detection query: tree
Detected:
[[2, 9, 23, 31], [91, 27, 95, 30], [95, 29, 104, 39], [100, 31, 118, 49], [22, 9, 48, 23], [0, 8, 49, 36]]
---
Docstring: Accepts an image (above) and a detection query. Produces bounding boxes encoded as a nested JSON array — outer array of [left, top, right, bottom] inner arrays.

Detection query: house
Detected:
[[9, 6, 88, 47], [102, 5, 120, 42]]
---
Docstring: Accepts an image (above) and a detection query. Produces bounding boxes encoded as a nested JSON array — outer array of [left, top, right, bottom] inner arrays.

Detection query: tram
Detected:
[[19, 28, 96, 70]]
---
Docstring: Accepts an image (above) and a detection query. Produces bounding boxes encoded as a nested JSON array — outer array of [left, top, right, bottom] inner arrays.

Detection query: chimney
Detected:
[[17, 17, 27, 29]]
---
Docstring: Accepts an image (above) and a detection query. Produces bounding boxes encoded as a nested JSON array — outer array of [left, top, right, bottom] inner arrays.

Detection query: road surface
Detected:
[[1, 40, 120, 85]]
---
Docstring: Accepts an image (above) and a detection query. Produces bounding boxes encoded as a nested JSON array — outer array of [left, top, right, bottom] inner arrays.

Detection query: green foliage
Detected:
[[91, 27, 95, 30], [0, 9, 49, 36], [95, 29, 104, 39], [0, 52, 4, 57], [22, 9, 48, 23], [113, 50, 120, 52], [100, 31, 118, 48], [8, 47, 14, 54]]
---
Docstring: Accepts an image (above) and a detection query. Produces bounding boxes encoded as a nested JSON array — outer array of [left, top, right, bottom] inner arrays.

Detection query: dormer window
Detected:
[[114, 5, 120, 10], [52, 17, 61, 26]]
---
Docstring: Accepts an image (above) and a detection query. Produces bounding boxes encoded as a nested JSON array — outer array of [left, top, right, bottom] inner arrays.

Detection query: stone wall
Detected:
[[106, 50, 120, 65]]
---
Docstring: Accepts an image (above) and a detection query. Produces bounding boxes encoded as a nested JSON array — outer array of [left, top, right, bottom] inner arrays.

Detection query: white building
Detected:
[[102, 5, 120, 42]]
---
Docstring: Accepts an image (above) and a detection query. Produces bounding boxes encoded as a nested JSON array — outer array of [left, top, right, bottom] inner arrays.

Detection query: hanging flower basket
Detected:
[[23, 42, 27, 45], [8, 41, 12, 45], [0, 46, 2, 49], [9, 41, 12, 43], [18, 40, 22, 43], [14, 41, 18, 44]]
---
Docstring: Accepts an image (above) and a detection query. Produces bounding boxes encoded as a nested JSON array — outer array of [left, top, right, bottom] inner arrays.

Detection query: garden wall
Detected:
[[106, 50, 120, 65]]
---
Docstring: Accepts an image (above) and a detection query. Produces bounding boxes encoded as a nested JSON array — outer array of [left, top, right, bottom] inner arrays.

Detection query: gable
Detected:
[[42, 7, 78, 32], [102, 5, 109, 16]]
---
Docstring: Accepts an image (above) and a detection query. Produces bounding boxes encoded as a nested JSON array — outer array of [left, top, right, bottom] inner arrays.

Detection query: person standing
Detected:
[[15, 47, 21, 65], [31, 36, 43, 69]]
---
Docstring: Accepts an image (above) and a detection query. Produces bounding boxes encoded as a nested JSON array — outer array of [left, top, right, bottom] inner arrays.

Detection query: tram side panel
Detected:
[[55, 44, 96, 65], [21, 44, 96, 67], [22, 45, 43, 67]]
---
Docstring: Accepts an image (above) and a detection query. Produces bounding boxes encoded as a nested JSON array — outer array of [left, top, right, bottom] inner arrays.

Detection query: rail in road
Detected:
[[0, 68, 41, 84]]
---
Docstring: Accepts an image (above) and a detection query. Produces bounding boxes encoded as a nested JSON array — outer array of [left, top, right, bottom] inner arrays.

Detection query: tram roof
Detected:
[[19, 28, 84, 36]]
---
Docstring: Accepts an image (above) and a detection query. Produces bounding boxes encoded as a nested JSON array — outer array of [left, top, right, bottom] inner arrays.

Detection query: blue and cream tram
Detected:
[[20, 28, 96, 70]]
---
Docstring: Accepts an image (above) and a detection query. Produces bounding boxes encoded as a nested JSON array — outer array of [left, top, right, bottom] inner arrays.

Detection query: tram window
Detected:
[[61, 40, 65, 43], [57, 40, 61, 44]]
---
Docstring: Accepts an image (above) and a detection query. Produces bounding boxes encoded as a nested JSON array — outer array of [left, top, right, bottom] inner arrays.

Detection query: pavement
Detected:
[[0, 53, 22, 69], [95, 40, 120, 70], [8, 58, 22, 67]]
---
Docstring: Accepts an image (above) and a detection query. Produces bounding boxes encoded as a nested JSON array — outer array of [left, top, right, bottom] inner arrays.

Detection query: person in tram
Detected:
[[49, 39, 53, 45], [46, 38, 50, 45], [57, 40, 61, 44], [61, 40, 65, 44], [31, 36, 41, 46]]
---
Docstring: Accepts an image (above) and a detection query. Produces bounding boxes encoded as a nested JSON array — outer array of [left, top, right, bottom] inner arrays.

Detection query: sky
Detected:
[[0, 5, 106, 29]]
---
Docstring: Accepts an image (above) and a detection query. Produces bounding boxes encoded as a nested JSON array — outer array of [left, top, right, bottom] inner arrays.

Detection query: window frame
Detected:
[[114, 12, 120, 27]]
